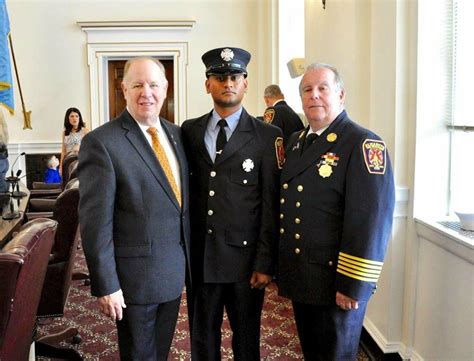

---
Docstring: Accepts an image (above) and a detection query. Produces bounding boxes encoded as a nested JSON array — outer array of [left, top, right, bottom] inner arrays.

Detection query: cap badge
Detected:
[[221, 48, 234, 62], [242, 159, 254, 172]]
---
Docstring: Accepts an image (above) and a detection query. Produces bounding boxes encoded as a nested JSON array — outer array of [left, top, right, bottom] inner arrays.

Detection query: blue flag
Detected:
[[0, 0, 13, 114]]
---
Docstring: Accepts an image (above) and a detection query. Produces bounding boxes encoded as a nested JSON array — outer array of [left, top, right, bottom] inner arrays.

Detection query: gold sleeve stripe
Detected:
[[337, 268, 379, 283], [337, 264, 381, 280], [339, 252, 384, 266], [338, 256, 383, 271], [337, 260, 382, 275]]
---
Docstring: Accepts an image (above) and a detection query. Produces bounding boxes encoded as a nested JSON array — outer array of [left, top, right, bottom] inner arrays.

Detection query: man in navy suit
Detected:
[[182, 47, 283, 360], [278, 63, 395, 360], [78, 57, 190, 361]]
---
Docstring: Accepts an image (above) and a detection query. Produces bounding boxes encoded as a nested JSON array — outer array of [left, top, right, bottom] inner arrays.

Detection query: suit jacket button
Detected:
[[280, 228, 285, 234], [295, 248, 301, 254], [280, 213, 284, 219], [297, 185, 304, 192], [295, 218, 301, 224], [296, 202, 301, 208], [208, 210, 214, 216], [280, 198, 285, 204], [210, 171, 216, 177], [282, 183, 288, 189], [209, 190, 215, 196], [294, 233, 300, 240]]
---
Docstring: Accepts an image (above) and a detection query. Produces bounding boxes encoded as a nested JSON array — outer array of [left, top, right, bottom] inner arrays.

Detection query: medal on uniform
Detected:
[[319, 164, 333, 178], [317, 152, 340, 178], [242, 158, 254, 172]]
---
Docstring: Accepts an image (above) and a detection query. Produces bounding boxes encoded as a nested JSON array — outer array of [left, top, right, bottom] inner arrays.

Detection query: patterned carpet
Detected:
[[37, 250, 370, 360]]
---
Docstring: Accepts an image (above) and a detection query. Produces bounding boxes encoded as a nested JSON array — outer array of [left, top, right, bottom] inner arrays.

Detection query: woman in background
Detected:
[[60, 107, 89, 175]]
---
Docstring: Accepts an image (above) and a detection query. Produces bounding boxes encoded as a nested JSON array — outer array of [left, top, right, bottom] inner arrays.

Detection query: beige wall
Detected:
[[6, 0, 273, 145]]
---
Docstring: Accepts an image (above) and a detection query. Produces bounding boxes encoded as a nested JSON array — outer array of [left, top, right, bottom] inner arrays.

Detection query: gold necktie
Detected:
[[147, 127, 181, 207]]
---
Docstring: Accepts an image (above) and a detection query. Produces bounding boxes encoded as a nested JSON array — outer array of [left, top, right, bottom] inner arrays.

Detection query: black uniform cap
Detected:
[[202, 47, 251, 78]]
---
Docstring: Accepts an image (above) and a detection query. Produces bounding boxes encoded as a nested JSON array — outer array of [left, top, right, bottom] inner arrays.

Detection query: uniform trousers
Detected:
[[190, 282, 265, 361], [292, 300, 367, 361], [116, 296, 181, 361]]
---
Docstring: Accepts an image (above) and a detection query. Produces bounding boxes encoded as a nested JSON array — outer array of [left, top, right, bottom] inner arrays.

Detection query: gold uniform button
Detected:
[[209, 190, 215, 196], [297, 185, 304, 192], [280, 213, 284, 219], [210, 171, 216, 177], [280, 198, 285, 204], [295, 218, 301, 224], [243, 241, 248, 246], [295, 248, 301, 254], [328, 261, 334, 266], [280, 228, 285, 234], [208, 210, 214, 216], [296, 202, 301, 208], [243, 179, 248, 184], [283, 183, 288, 189], [295, 234, 300, 240]]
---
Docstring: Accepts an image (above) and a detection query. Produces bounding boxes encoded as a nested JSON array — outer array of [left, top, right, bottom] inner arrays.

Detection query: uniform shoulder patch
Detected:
[[263, 108, 275, 123], [362, 139, 387, 175], [275, 137, 285, 169]]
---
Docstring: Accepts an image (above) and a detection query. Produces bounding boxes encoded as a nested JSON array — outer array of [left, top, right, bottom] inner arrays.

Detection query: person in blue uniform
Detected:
[[277, 63, 395, 360], [262, 84, 304, 142], [182, 47, 283, 361]]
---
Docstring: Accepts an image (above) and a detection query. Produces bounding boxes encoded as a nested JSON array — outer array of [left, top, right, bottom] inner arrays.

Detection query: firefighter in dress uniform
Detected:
[[182, 47, 284, 361], [262, 84, 304, 142], [277, 63, 395, 360]]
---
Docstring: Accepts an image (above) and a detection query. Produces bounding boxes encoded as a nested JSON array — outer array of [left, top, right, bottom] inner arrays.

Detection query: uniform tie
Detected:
[[302, 133, 318, 153], [215, 119, 228, 159], [147, 127, 181, 207]]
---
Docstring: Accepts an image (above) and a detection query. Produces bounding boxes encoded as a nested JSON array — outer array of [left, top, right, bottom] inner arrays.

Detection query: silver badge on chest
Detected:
[[242, 159, 254, 172]]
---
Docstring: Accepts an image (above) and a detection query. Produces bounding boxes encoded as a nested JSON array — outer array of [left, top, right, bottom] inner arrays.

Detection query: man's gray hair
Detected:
[[264, 84, 284, 98], [299, 63, 344, 94]]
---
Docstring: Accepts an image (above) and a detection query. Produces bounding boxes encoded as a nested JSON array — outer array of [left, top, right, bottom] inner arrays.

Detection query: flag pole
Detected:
[[8, 33, 31, 129]]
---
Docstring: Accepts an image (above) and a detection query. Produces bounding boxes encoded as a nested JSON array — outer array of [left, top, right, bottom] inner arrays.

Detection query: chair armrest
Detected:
[[28, 199, 55, 212], [26, 211, 54, 220], [29, 189, 62, 199], [32, 182, 61, 190]]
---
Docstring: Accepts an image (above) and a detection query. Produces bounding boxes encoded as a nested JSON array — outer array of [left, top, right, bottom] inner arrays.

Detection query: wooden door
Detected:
[[108, 59, 175, 123]]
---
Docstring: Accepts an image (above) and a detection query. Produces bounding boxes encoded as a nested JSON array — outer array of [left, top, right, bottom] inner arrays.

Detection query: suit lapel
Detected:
[[215, 109, 254, 165], [282, 115, 347, 183], [120, 111, 180, 210]]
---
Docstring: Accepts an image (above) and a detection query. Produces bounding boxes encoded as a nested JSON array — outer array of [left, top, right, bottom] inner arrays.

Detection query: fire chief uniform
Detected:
[[278, 110, 395, 360], [182, 108, 282, 360]]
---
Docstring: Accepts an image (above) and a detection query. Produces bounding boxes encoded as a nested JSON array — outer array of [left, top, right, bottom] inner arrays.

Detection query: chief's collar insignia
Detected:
[[221, 48, 234, 62], [327, 133, 337, 142]]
